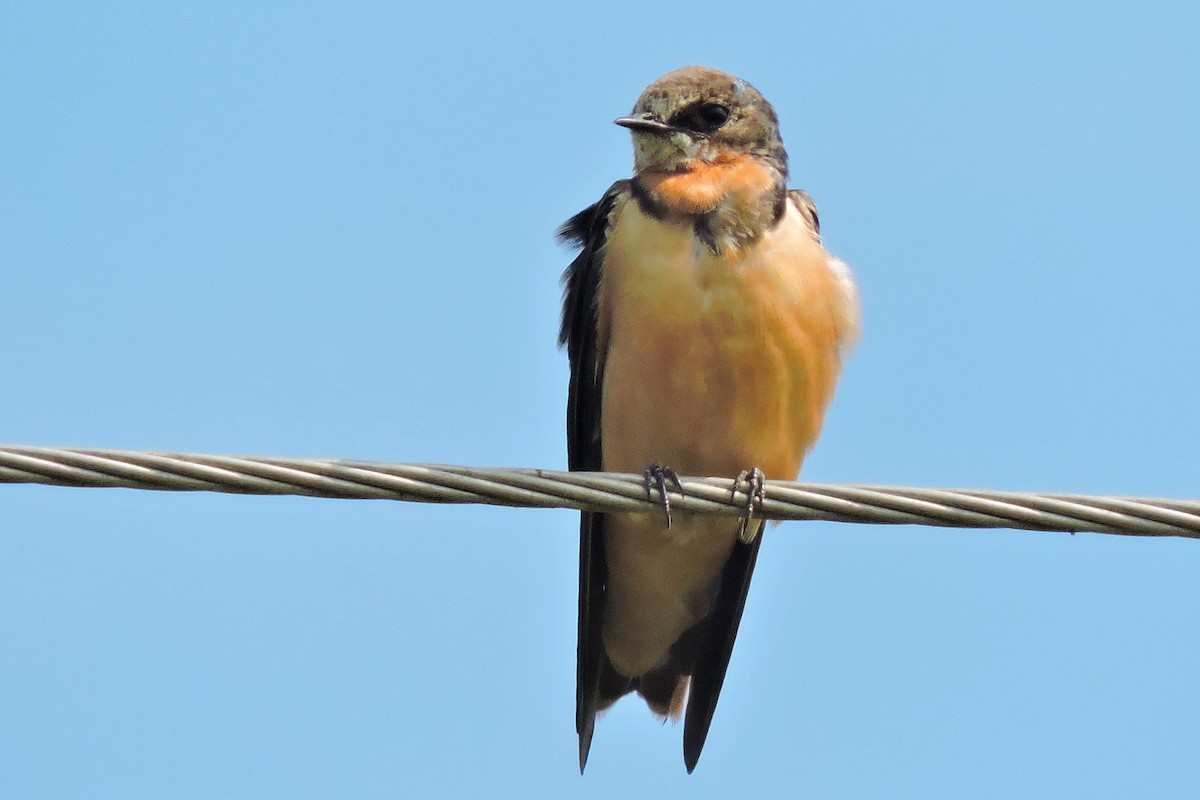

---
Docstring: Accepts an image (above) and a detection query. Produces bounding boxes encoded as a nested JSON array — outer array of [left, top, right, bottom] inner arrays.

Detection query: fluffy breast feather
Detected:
[[598, 193, 857, 481]]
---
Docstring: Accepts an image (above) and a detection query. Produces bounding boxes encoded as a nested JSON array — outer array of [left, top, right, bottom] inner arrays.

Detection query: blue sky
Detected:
[[3, 2, 1199, 797]]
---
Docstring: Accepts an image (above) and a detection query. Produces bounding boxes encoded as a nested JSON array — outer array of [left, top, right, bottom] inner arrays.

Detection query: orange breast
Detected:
[[598, 193, 857, 482], [594, 191, 858, 678]]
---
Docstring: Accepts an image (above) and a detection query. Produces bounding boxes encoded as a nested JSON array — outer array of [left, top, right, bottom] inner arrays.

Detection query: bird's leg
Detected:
[[732, 467, 767, 543], [643, 463, 684, 528]]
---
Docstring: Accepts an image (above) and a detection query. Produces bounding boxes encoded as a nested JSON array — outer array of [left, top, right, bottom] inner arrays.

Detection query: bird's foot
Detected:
[[732, 467, 766, 544], [643, 463, 684, 528]]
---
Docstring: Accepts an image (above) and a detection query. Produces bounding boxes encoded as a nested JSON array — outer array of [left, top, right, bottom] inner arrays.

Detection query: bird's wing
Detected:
[[682, 520, 765, 772], [557, 181, 629, 772], [788, 188, 821, 237]]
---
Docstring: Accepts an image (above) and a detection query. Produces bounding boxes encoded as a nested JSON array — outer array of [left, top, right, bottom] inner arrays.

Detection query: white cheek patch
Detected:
[[669, 131, 701, 159], [632, 129, 701, 172]]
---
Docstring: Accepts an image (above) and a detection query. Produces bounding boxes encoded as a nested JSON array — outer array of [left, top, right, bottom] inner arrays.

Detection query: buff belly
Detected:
[[596, 196, 853, 677]]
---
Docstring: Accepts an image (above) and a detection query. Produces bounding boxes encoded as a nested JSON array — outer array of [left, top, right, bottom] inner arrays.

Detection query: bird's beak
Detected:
[[614, 113, 674, 134]]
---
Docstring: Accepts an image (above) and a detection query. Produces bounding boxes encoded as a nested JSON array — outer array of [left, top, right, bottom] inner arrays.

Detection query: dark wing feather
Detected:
[[682, 523, 766, 773], [788, 188, 821, 237], [557, 181, 628, 773], [682, 190, 816, 770]]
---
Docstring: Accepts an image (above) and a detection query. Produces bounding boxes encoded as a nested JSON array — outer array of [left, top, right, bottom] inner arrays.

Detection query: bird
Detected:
[[558, 65, 859, 773]]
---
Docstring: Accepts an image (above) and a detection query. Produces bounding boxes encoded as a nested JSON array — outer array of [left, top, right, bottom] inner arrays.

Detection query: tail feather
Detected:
[[682, 525, 764, 772], [579, 517, 766, 773], [635, 614, 706, 717]]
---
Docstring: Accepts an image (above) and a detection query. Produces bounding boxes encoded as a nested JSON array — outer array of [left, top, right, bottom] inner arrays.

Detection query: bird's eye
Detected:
[[672, 102, 731, 133]]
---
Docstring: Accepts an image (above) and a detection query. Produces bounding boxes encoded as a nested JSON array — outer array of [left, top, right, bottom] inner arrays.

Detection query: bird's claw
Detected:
[[732, 467, 766, 543], [643, 463, 683, 528]]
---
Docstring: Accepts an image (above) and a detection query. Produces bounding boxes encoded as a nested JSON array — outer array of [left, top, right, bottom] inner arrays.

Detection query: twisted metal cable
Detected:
[[1, 445, 1198, 540]]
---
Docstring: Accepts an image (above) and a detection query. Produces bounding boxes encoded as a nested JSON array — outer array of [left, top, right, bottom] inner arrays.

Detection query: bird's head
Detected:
[[615, 66, 788, 178]]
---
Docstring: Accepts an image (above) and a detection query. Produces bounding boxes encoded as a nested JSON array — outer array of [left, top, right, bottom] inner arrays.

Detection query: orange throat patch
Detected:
[[637, 154, 779, 217]]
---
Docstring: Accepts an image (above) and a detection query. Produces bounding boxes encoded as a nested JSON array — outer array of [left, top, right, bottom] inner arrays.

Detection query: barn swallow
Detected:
[[558, 66, 859, 773]]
